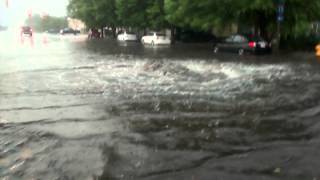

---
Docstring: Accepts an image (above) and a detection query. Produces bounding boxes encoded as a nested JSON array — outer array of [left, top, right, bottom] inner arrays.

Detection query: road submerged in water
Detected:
[[1, 32, 320, 180]]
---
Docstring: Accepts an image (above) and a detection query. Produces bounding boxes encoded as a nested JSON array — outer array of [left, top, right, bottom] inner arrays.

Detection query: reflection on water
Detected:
[[0, 34, 320, 179]]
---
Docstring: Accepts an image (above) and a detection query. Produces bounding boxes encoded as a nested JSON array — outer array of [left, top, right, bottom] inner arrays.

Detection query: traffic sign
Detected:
[[277, 4, 284, 14], [277, 4, 285, 22]]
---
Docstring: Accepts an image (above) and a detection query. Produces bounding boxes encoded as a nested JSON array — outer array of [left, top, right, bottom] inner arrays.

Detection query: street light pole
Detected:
[[276, 17, 281, 51], [275, 0, 285, 52]]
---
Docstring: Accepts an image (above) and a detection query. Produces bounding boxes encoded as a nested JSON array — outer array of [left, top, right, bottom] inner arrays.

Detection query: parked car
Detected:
[[46, 29, 60, 34], [117, 31, 138, 42], [20, 26, 33, 37], [213, 34, 271, 55], [60, 28, 80, 35], [141, 32, 171, 46]]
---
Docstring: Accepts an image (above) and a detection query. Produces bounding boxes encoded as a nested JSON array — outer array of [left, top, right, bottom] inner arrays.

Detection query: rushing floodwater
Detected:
[[1, 32, 320, 180]]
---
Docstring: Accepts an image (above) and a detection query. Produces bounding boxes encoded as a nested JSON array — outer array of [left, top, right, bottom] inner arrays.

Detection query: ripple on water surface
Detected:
[[1, 38, 320, 179]]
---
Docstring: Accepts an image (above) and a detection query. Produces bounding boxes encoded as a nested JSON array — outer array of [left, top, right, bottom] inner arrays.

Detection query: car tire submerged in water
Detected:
[[238, 49, 244, 56]]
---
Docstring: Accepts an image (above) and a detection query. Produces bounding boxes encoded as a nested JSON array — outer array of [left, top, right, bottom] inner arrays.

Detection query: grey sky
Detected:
[[1, 0, 69, 26]]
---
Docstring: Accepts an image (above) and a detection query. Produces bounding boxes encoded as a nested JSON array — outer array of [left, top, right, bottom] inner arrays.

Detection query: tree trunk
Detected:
[[258, 14, 268, 42], [112, 26, 116, 38], [101, 26, 104, 38], [255, 12, 271, 43], [170, 27, 176, 44], [143, 28, 147, 36]]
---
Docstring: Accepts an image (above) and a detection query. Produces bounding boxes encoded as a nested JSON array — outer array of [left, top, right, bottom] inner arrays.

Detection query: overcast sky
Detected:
[[0, 0, 69, 26]]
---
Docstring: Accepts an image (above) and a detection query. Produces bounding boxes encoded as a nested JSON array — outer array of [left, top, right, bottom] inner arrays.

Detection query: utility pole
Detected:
[[275, 0, 285, 51]]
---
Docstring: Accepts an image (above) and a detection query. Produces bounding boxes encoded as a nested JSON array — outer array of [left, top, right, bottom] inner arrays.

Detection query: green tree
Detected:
[[26, 15, 68, 32], [115, 0, 150, 30], [67, 0, 320, 46], [146, 0, 168, 30], [164, 0, 229, 31], [68, 0, 98, 28], [68, 0, 119, 36], [42, 16, 68, 31], [69, 0, 170, 33], [164, 0, 320, 40]]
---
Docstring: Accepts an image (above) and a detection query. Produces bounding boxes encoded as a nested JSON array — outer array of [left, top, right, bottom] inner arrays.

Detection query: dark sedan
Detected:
[[60, 28, 80, 35], [213, 34, 272, 55]]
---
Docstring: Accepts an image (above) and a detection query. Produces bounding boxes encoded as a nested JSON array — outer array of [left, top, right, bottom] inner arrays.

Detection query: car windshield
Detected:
[[1, 1, 319, 179]]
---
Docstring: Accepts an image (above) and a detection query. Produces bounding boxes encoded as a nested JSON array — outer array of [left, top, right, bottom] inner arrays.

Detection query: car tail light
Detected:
[[249, 41, 256, 48]]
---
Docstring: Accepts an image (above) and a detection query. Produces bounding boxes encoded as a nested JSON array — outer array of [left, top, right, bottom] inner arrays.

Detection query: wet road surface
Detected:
[[1, 32, 320, 180]]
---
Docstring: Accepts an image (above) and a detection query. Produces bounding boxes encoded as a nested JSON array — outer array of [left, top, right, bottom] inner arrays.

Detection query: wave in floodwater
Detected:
[[1, 39, 320, 179]]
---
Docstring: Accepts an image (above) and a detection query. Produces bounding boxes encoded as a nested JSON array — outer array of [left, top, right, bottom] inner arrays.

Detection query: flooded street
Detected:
[[1, 32, 320, 180]]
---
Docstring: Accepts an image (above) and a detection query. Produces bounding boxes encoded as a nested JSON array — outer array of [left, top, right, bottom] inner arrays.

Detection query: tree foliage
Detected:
[[147, 0, 168, 30], [115, 0, 149, 29], [68, 0, 320, 39], [165, 0, 320, 38], [25, 15, 68, 32], [68, 0, 115, 26]]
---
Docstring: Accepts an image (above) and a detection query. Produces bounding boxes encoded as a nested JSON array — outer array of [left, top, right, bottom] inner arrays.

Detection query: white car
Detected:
[[117, 32, 138, 42], [141, 32, 171, 46]]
